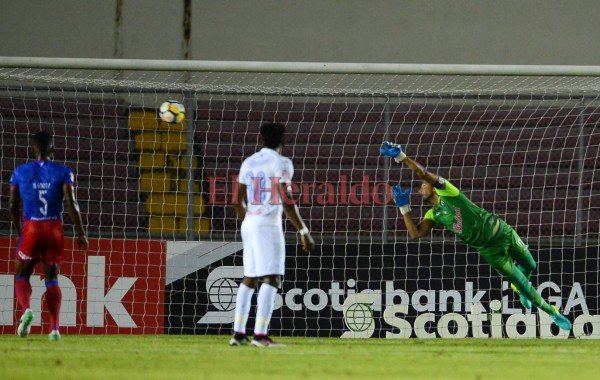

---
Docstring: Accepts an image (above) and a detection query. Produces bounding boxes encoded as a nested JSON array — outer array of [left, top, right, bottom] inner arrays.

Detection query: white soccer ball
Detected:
[[159, 100, 186, 123]]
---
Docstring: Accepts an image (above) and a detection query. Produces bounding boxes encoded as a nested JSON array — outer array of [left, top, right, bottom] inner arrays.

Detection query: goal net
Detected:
[[0, 59, 598, 338]]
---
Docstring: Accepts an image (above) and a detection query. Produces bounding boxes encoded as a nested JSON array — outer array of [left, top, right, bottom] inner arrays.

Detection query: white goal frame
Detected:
[[1, 57, 598, 338]]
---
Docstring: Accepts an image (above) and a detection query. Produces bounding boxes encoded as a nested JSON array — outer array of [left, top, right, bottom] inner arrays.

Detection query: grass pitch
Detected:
[[1, 335, 599, 380]]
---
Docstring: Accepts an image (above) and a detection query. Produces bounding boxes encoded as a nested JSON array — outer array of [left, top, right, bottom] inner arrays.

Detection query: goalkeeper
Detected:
[[380, 141, 572, 331]]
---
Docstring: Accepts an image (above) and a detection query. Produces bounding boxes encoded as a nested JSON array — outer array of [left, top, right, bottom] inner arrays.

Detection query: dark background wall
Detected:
[[1, 0, 599, 65]]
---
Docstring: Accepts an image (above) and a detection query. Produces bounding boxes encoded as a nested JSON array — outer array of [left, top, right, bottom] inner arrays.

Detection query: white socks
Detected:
[[232, 282, 278, 336], [254, 283, 278, 336], [233, 283, 255, 334]]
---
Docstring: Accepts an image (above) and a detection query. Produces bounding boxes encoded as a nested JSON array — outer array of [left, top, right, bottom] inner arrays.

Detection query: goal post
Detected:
[[0, 57, 598, 338]]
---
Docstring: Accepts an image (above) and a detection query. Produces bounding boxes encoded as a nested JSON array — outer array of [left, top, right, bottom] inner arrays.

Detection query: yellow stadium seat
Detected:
[[177, 179, 200, 193], [146, 193, 174, 215], [162, 131, 186, 152], [148, 216, 178, 235], [134, 131, 162, 152], [195, 218, 211, 233], [193, 195, 206, 216], [139, 171, 174, 192], [167, 155, 198, 170], [159, 119, 186, 131], [139, 153, 166, 170], [129, 110, 159, 131]]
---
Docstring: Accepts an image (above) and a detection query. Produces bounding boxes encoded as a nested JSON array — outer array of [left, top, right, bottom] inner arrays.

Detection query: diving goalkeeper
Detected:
[[380, 141, 572, 331]]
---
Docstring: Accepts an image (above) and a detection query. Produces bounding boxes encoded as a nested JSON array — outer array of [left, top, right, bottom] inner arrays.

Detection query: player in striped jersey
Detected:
[[380, 141, 572, 331], [9, 131, 88, 341]]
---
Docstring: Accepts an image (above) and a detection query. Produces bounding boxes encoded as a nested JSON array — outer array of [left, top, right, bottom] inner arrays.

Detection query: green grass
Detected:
[[2, 335, 600, 380]]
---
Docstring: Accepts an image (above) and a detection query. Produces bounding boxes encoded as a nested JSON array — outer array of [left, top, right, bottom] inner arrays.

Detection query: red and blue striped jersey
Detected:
[[10, 160, 74, 221]]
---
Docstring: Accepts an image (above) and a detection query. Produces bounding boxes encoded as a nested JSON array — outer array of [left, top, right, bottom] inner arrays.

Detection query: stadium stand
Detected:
[[0, 97, 597, 241]]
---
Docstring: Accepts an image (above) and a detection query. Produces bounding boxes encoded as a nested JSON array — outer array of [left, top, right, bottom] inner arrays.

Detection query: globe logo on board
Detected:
[[198, 266, 245, 325], [208, 278, 238, 311], [344, 302, 374, 332]]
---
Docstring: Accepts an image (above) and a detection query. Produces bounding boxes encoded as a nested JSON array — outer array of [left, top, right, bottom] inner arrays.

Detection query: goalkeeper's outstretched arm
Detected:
[[391, 183, 434, 240], [401, 156, 440, 186], [380, 141, 446, 189], [404, 214, 435, 240]]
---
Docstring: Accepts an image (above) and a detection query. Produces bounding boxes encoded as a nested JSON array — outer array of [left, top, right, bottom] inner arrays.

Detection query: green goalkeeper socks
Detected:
[[516, 263, 534, 280], [507, 268, 554, 315]]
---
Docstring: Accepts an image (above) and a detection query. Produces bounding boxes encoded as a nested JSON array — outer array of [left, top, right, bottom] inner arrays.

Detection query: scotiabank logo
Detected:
[[201, 265, 600, 339], [197, 266, 244, 325], [0, 238, 165, 334]]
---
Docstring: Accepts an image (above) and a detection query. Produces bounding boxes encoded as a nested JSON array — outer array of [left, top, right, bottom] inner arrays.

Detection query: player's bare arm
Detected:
[[233, 183, 247, 220], [401, 156, 440, 186], [390, 183, 434, 240], [279, 183, 315, 252], [404, 215, 435, 240], [8, 186, 22, 240], [63, 183, 88, 250], [380, 141, 443, 241], [380, 141, 445, 189]]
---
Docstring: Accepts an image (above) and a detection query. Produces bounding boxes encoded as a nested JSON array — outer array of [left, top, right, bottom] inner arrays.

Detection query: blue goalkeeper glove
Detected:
[[392, 184, 411, 215], [380, 141, 407, 163]]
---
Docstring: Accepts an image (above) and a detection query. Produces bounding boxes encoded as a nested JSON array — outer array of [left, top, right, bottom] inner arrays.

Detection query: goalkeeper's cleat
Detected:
[[229, 333, 249, 346], [48, 330, 61, 342], [550, 305, 572, 331], [510, 283, 532, 310], [251, 335, 285, 347], [17, 309, 34, 338]]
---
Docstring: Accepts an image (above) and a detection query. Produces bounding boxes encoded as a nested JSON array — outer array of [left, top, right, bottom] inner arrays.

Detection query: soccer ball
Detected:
[[159, 100, 186, 123]]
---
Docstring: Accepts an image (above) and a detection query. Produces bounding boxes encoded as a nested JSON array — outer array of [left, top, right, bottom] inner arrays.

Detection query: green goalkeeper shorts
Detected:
[[477, 220, 531, 277]]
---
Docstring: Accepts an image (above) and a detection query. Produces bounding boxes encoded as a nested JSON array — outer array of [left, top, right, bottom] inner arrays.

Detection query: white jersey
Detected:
[[238, 147, 294, 226]]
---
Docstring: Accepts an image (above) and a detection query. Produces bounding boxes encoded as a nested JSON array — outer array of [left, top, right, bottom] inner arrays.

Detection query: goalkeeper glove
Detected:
[[380, 141, 407, 163], [392, 184, 411, 215]]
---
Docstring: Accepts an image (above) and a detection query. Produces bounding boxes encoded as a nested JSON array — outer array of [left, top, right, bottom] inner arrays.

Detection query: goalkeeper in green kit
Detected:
[[380, 141, 572, 331]]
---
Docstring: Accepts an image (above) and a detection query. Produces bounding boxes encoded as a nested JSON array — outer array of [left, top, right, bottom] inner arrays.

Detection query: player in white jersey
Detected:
[[230, 122, 315, 347]]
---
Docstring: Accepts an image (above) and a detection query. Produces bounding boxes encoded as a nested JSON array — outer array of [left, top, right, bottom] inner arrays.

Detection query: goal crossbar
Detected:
[[3, 56, 600, 76]]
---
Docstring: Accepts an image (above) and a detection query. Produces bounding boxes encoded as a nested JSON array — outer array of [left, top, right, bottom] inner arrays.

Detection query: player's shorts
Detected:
[[240, 221, 285, 277], [16, 220, 64, 266], [477, 220, 531, 277]]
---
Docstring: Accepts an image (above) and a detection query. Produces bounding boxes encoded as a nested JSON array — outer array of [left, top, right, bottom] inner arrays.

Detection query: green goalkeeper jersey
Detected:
[[424, 180, 499, 249]]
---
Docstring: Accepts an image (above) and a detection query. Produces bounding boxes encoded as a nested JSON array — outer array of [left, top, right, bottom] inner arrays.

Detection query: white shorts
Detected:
[[241, 221, 285, 277]]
